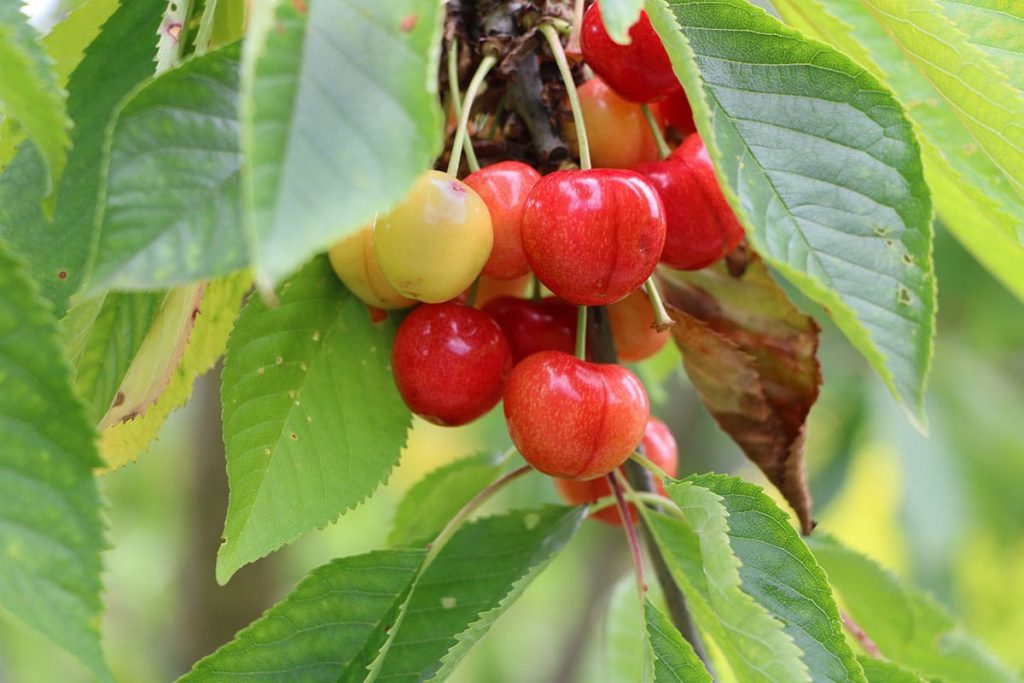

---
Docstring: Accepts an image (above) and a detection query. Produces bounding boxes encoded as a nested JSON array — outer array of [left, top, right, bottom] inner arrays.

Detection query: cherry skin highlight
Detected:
[[374, 170, 493, 303], [576, 77, 660, 169], [580, 4, 678, 103], [503, 351, 650, 479], [607, 289, 668, 362], [555, 417, 678, 525], [464, 161, 541, 280], [482, 295, 579, 363], [392, 302, 512, 426], [521, 169, 666, 306], [635, 134, 745, 271]]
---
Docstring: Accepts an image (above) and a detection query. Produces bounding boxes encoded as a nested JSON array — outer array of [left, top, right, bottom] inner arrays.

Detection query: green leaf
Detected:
[[645, 501, 809, 681], [0, 243, 112, 682], [89, 42, 245, 292], [217, 257, 411, 583], [387, 452, 504, 548], [194, 0, 245, 54], [0, 0, 70, 197], [99, 271, 250, 470], [937, 0, 1024, 92], [771, 0, 1024, 303], [596, 0, 646, 44], [858, 656, 928, 683], [241, 0, 444, 290], [646, 599, 713, 683], [61, 291, 165, 424], [0, 0, 165, 315], [363, 506, 585, 682], [179, 549, 426, 682], [647, 0, 936, 427], [808, 534, 1019, 683], [605, 577, 647, 683]]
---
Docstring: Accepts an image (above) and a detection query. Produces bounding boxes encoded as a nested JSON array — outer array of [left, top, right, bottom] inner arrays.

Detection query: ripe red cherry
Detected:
[[392, 302, 512, 426], [521, 169, 666, 305], [576, 77, 660, 169], [503, 351, 649, 479], [607, 289, 668, 362], [556, 417, 678, 525], [653, 86, 696, 135], [482, 296, 579, 363], [635, 134, 745, 270], [464, 161, 541, 280], [580, 4, 678, 103]]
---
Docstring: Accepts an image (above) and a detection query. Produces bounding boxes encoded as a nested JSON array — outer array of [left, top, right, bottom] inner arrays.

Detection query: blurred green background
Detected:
[[1, 221, 1021, 682]]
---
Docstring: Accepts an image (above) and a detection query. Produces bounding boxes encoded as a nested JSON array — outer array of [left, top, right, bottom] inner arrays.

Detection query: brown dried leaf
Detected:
[[660, 253, 820, 533]]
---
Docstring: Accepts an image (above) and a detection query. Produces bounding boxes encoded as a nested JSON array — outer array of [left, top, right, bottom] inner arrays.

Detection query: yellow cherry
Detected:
[[328, 223, 415, 310]]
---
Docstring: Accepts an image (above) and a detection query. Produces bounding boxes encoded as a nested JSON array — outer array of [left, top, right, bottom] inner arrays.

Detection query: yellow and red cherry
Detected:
[[653, 86, 696, 136], [607, 289, 668, 362], [503, 351, 650, 479], [521, 169, 666, 306], [574, 77, 660, 169], [556, 417, 678, 525], [328, 225, 416, 310], [635, 134, 745, 270], [464, 161, 541, 281], [580, 4, 678, 103], [482, 296, 580, 363], [472, 273, 532, 308], [373, 170, 493, 303], [392, 302, 512, 426]]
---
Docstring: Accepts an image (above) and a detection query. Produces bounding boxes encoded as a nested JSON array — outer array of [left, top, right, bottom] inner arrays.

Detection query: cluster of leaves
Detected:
[[0, 0, 1021, 680]]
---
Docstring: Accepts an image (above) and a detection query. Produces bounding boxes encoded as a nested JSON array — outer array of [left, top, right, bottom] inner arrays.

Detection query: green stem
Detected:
[[531, 275, 542, 302], [566, 0, 585, 54], [630, 450, 672, 481], [465, 277, 481, 308], [589, 490, 678, 516], [447, 54, 497, 177], [644, 276, 675, 332], [641, 103, 672, 160], [540, 22, 591, 170], [575, 305, 588, 359], [447, 40, 481, 173]]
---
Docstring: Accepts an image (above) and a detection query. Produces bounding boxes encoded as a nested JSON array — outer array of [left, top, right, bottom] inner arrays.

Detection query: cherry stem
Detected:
[[641, 103, 672, 160], [447, 39, 481, 173], [630, 450, 673, 481], [447, 53, 497, 177], [644, 276, 676, 332], [575, 305, 588, 359], [610, 469, 650, 679], [531, 275, 542, 302], [540, 22, 591, 170], [589, 490, 684, 519], [465, 277, 481, 308], [566, 0, 585, 54]]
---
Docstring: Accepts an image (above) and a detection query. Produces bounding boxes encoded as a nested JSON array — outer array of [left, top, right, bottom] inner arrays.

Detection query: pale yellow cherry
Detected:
[[373, 170, 493, 304], [328, 223, 415, 309]]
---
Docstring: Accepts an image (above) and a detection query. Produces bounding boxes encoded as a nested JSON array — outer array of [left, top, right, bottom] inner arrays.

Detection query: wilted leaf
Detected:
[[660, 254, 821, 532]]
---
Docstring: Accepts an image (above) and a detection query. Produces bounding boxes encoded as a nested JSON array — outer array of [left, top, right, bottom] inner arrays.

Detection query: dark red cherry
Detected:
[[464, 161, 541, 280], [635, 134, 744, 270], [653, 86, 696, 135], [580, 4, 678, 103], [521, 169, 666, 306], [482, 296, 579, 363], [392, 302, 512, 426]]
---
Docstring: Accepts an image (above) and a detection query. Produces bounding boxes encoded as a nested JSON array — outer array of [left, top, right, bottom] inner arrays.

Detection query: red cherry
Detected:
[[635, 134, 744, 270], [482, 295, 579, 363], [580, 4, 677, 103], [464, 161, 541, 280], [521, 169, 666, 306], [555, 417, 678, 525], [503, 351, 649, 479], [392, 302, 512, 426], [472, 273, 532, 308], [653, 86, 696, 135], [576, 77, 660, 169], [607, 289, 668, 362]]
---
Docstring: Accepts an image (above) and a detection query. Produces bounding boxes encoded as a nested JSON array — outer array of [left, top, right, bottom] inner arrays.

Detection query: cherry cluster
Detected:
[[328, 3, 743, 524]]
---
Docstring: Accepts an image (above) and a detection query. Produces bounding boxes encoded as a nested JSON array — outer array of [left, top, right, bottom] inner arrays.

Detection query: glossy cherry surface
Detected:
[[374, 170, 493, 303], [503, 351, 649, 479], [654, 86, 696, 135], [607, 289, 668, 362], [328, 225, 415, 310], [521, 169, 666, 306], [580, 4, 678, 103], [482, 296, 579, 363], [464, 161, 541, 280], [636, 134, 744, 270], [392, 302, 512, 426], [555, 417, 678, 525], [576, 77, 660, 169]]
